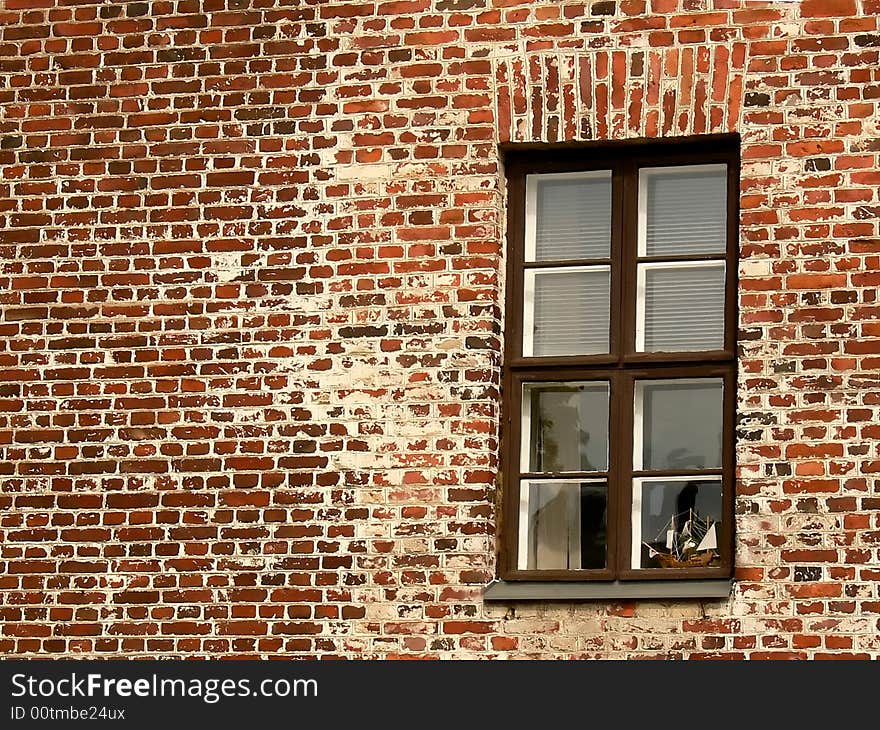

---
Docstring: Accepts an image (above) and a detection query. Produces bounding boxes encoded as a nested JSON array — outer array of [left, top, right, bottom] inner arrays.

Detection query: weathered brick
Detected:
[[0, 0, 877, 662]]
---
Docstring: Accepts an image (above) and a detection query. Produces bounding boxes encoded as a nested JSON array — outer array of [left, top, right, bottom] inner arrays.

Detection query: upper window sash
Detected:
[[524, 170, 613, 264], [634, 260, 726, 353], [637, 163, 728, 259]]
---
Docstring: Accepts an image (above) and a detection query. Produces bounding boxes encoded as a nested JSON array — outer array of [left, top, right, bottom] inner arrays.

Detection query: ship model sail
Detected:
[[644, 509, 718, 568]]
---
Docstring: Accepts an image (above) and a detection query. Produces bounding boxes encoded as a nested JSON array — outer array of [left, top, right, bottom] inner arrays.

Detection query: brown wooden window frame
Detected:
[[500, 135, 739, 584]]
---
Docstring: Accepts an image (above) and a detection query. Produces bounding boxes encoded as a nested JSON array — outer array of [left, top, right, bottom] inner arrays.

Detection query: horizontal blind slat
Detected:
[[643, 264, 725, 351], [534, 175, 612, 261], [645, 168, 727, 257], [529, 269, 610, 356]]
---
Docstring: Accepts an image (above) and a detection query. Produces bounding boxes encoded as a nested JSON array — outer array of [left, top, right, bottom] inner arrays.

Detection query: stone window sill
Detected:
[[482, 579, 733, 602]]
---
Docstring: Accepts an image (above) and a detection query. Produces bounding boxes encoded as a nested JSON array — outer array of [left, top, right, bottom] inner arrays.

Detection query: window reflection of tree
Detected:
[[533, 388, 595, 473], [530, 388, 604, 570]]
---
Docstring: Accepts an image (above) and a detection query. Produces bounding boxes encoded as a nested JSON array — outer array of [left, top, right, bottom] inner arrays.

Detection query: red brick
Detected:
[[800, 0, 857, 17]]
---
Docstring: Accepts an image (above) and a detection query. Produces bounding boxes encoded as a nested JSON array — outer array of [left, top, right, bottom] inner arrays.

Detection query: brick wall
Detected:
[[1, 0, 878, 658]]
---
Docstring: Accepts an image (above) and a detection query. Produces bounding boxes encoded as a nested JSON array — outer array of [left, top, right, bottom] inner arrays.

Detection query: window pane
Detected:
[[641, 165, 727, 257], [636, 378, 723, 471], [528, 171, 612, 261], [632, 477, 722, 569], [639, 262, 725, 352], [518, 479, 607, 571], [522, 382, 609, 473], [524, 266, 610, 356]]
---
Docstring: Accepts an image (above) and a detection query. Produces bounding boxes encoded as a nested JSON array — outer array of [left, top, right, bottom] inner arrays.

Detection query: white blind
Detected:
[[527, 268, 610, 356], [642, 263, 725, 352], [531, 173, 612, 261], [644, 166, 727, 257]]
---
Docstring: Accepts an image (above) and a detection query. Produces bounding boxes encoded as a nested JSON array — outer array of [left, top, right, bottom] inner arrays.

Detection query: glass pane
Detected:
[[633, 477, 722, 569], [524, 266, 610, 356], [640, 262, 725, 352], [529, 171, 612, 261], [518, 479, 607, 571], [642, 165, 727, 257], [636, 378, 723, 471], [522, 382, 609, 473]]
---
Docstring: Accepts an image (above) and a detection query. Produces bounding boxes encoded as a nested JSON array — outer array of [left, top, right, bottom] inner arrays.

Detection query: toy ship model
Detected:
[[644, 509, 718, 569]]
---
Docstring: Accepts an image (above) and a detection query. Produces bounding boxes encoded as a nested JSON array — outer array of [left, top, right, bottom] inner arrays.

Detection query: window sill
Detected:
[[482, 579, 733, 602]]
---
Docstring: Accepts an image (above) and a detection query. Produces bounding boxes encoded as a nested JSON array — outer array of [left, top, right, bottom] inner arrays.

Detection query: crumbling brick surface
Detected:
[[0, 0, 878, 658]]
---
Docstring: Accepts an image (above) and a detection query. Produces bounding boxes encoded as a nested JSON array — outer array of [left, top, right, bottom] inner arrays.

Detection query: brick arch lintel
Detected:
[[494, 43, 749, 144]]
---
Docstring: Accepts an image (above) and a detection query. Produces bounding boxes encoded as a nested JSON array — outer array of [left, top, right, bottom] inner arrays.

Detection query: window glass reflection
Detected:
[[523, 382, 609, 473], [519, 480, 607, 571]]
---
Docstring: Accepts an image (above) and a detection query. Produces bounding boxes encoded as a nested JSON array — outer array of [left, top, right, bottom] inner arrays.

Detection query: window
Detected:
[[499, 136, 738, 588]]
